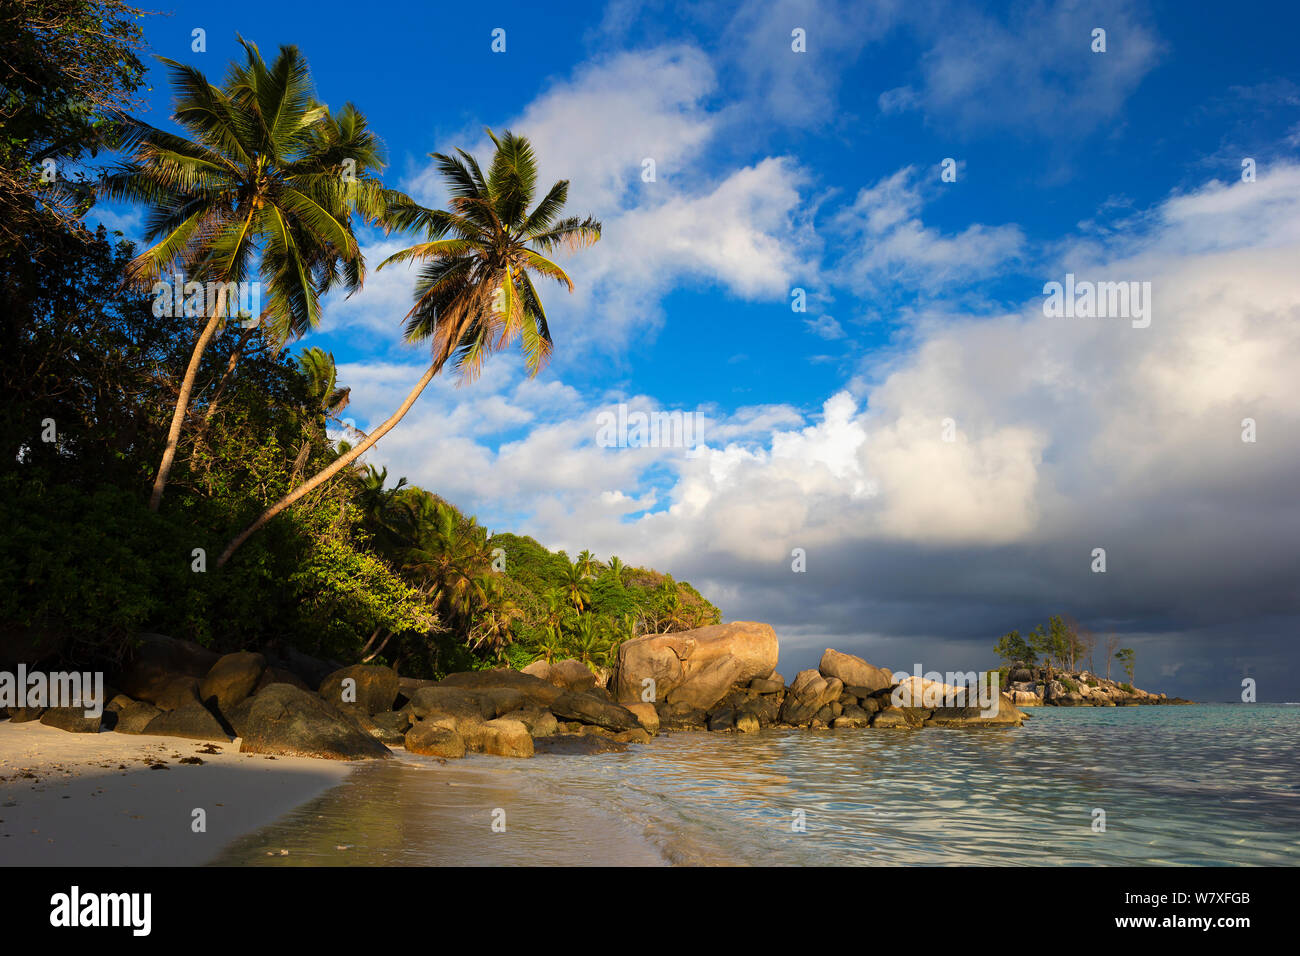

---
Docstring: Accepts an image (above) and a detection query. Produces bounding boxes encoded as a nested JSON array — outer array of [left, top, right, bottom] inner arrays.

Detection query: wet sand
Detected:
[[209, 750, 670, 866], [1, 721, 670, 866], [0, 720, 351, 865]]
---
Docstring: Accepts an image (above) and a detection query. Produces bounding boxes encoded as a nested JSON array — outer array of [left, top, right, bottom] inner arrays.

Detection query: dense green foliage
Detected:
[[994, 615, 1133, 680], [0, 0, 147, 253], [0, 8, 719, 677], [994, 615, 1090, 670]]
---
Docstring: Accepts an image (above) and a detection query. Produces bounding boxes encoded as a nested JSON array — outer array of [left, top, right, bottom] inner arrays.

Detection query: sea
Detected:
[[210, 704, 1300, 866]]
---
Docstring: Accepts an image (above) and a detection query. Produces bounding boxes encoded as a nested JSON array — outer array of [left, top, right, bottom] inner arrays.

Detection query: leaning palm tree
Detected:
[[217, 129, 600, 565], [103, 39, 403, 511]]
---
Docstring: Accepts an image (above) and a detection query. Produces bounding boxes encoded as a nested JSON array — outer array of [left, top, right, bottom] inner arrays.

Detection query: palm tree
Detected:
[[571, 616, 605, 667], [354, 464, 408, 551], [540, 588, 570, 639], [469, 574, 520, 658], [401, 497, 493, 628], [299, 347, 352, 426], [217, 129, 600, 565], [536, 632, 564, 664], [561, 560, 593, 613], [575, 549, 601, 578], [604, 555, 627, 587], [104, 39, 403, 511], [289, 346, 357, 480]]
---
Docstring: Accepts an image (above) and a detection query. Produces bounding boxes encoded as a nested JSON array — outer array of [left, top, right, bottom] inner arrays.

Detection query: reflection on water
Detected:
[[211, 704, 1300, 866]]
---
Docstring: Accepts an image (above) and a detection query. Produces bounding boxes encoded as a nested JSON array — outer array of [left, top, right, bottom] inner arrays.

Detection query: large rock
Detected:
[[623, 702, 660, 735], [521, 660, 551, 680], [199, 652, 266, 713], [667, 655, 746, 710], [499, 707, 558, 737], [107, 695, 162, 734], [113, 633, 219, 704], [778, 670, 844, 725], [546, 659, 598, 692], [550, 691, 640, 732], [926, 693, 1027, 728], [404, 686, 496, 723], [356, 710, 411, 745], [871, 707, 914, 729], [818, 649, 893, 694], [611, 622, 779, 710], [404, 721, 466, 758], [437, 669, 563, 708], [464, 718, 534, 758], [892, 675, 982, 709], [40, 707, 103, 733], [473, 687, 526, 717], [237, 684, 391, 760], [254, 667, 312, 694], [152, 676, 202, 712], [318, 664, 399, 716], [142, 702, 231, 741]]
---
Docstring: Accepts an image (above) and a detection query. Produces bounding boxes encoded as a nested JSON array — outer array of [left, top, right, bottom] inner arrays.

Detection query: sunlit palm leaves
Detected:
[[101, 39, 413, 510], [378, 129, 601, 381], [103, 39, 398, 341]]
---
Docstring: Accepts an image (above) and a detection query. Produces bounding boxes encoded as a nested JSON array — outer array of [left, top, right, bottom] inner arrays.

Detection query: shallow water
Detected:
[[211, 704, 1300, 866]]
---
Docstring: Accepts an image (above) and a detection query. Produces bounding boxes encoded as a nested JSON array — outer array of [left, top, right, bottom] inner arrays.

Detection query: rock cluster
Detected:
[[1001, 663, 1192, 707], [4, 626, 1049, 761]]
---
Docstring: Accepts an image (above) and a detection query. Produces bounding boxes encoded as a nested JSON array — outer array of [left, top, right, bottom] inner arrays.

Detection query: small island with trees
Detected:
[[993, 616, 1191, 707]]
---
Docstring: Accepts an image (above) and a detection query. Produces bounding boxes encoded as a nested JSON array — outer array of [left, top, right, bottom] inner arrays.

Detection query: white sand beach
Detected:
[[0, 721, 353, 866]]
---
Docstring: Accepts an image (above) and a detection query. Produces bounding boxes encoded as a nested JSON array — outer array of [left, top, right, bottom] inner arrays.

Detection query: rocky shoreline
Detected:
[[1, 623, 1188, 762], [1002, 661, 1193, 708]]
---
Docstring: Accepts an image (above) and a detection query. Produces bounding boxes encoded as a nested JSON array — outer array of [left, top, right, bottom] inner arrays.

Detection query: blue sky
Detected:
[[95, 0, 1300, 700]]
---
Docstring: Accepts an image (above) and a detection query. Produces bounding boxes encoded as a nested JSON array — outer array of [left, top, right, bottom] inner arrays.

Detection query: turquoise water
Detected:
[[213, 705, 1300, 866]]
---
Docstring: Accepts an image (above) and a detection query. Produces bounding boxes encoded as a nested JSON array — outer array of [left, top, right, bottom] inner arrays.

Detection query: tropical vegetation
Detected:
[[0, 1, 719, 678]]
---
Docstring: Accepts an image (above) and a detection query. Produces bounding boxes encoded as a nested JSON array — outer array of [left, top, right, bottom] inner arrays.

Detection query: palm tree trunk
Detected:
[[359, 625, 383, 656], [216, 358, 442, 567], [201, 324, 258, 426], [148, 308, 224, 511], [361, 633, 393, 663]]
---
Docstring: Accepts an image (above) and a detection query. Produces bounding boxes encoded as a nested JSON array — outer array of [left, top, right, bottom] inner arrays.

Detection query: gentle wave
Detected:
[[212, 704, 1300, 866]]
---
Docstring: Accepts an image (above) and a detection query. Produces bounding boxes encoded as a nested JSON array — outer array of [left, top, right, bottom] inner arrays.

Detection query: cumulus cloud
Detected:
[[339, 163, 1300, 701], [394, 45, 818, 359], [834, 166, 1025, 293]]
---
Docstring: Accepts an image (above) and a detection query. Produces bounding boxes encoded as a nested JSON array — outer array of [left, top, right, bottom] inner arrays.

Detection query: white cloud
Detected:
[[397, 46, 819, 359], [887, 0, 1161, 134], [804, 314, 845, 340], [834, 166, 1025, 292], [335, 163, 1300, 681]]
